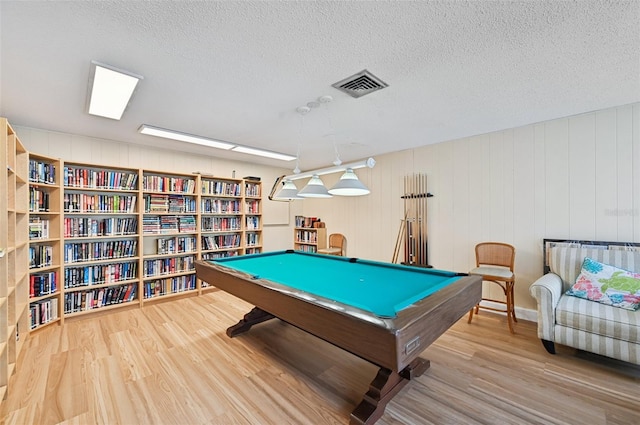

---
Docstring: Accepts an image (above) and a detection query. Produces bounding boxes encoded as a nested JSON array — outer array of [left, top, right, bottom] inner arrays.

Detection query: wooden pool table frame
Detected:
[[195, 256, 481, 424]]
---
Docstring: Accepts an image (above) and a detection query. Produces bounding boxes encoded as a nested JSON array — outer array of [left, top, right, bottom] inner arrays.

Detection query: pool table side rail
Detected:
[[195, 260, 481, 372]]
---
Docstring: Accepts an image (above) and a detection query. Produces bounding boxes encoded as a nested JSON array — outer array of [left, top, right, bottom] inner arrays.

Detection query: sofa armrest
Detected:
[[529, 273, 564, 341]]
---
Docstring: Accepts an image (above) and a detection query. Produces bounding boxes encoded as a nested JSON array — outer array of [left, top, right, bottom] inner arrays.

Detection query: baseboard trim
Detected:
[[476, 300, 537, 322]]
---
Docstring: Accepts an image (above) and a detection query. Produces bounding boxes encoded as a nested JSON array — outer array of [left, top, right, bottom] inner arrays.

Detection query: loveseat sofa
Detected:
[[529, 245, 639, 365]]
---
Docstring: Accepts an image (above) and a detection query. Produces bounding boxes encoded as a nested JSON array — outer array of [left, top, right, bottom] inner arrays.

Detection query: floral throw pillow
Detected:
[[566, 257, 640, 311]]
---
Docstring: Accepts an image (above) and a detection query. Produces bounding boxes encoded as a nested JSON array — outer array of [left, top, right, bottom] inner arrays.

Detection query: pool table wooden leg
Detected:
[[350, 357, 430, 425], [226, 307, 276, 337]]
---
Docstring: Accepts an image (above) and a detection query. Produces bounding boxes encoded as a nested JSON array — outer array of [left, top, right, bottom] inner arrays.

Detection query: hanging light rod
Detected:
[[268, 157, 375, 201], [283, 157, 375, 181]]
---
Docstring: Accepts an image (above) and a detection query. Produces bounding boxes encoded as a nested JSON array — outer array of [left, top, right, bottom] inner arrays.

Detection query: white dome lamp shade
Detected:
[[328, 168, 370, 196], [273, 179, 303, 200], [297, 174, 332, 198]]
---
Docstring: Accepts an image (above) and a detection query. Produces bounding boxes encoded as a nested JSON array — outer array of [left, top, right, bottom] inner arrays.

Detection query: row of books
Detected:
[[64, 193, 137, 213], [295, 215, 321, 228], [246, 216, 260, 230], [201, 234, 242, 250], [143, 255, 195, 277], [201, 198, 241, 214], [63, 167, 138, 190], [30, 271, 57, 298], [143, 194, 197, 213], [64, 240, 138, 263], [29, 245, 53, 269], [143, 175, 196, 194], [157, 236, 197, 255], [201, 180, 241, 196], [296, 245, 320, 253], [201, 251, 240, 260], [245, 199, 260, 214], [30, 298, 58, 329], [29, 217, 50, 240], [64, 283, 137, 314], [201, 216, 241, 232], [295, 230, 319, 243], [29, 187, 50, 212], [64, 217, 138, 238], [142, 215, 196, 234], [64, 261, 138, 288], [29, 160, 56, 184], [245, 247, 261, 255], [143, 275, 196, 299], [245, 182, 261, 197], [245, 233, 260, 246]]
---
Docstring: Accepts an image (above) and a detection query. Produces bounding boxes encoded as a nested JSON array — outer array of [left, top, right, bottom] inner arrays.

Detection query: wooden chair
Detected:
[[317, 233, 346, 256], [467, 242, 517, 333]]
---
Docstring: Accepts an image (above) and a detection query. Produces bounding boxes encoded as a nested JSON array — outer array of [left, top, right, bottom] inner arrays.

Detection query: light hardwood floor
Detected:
[[2, 291, 639, 425]]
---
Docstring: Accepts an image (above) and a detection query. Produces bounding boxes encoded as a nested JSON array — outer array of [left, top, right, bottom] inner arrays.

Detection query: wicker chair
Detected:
[[467, 242, 517, 333], [317, 233, 346, 256]]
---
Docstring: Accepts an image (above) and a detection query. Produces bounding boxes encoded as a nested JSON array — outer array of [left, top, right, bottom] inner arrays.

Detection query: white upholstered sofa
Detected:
[[529, 245, 640, 365]]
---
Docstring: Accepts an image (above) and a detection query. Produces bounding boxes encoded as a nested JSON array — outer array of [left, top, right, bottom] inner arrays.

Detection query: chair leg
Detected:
[[541, 339, 556, 354], [506, 282, 515, 334], [509, 282, 518, 323], [467, 307, 475, 323]]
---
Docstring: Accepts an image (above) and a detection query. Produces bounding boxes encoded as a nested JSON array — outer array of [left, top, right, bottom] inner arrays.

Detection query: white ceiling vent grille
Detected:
[[332, 70, 388, 98]]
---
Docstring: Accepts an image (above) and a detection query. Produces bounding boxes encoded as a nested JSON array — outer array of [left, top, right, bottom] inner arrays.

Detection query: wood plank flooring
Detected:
[[2, 291, 639, 424]]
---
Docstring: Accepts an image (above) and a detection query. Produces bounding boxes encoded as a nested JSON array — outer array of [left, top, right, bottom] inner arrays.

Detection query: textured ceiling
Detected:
[[1, 1, 639, 171]]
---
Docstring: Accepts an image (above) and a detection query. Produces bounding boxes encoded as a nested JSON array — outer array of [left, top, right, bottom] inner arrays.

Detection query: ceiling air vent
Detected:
[[332, 69, 388, 98]]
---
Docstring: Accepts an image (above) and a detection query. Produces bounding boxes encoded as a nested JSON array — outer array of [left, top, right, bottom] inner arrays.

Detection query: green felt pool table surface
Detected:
[[213, 250, 464, 318]]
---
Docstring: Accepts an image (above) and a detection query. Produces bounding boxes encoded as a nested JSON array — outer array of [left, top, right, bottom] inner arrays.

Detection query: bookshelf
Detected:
[[28, 153, 62, 331], [1, 118, 30, 400], [25, 153, 264, 324], [244, 179, 263, 255], [142, 170, 198, 302], [199, 176, 243, 262], [2, 125, 266, 399], [293, 215, 326, 253], [62, 162, 141, 317]]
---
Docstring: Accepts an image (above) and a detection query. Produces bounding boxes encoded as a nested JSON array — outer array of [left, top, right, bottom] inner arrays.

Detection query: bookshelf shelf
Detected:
[[2, 118, 30, 397]]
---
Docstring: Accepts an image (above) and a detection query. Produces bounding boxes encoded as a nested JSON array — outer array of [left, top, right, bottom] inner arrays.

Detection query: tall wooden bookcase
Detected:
[[28, 153, 62, 329], [23, 158, 263, 331], [2, 121, 266, 398], [1, 118, 30, 400]]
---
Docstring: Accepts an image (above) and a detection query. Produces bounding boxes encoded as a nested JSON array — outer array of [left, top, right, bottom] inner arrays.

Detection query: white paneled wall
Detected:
[[305, 103, 640, 311], [13, 103, 640, 312], [14, 126, 298, 252]]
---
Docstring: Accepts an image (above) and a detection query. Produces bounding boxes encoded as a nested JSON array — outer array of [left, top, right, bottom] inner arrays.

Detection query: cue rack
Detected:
[[392, 173, 433, 267]]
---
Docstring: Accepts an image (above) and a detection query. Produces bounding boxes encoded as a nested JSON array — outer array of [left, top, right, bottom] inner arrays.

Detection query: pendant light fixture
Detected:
[[328, 168, 370, 196], [297, 174, 332, 198], [273, 179, 303, 200]]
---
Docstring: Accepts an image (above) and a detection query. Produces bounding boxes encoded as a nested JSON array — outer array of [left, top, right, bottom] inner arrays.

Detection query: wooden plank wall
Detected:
[[306, 103, 640, 313]]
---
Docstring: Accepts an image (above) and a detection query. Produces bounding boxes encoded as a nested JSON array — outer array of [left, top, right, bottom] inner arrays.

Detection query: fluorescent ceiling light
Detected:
[[87, 61, 143, 120], [232, 146, 296, 161], [139, 124, 235, 150]]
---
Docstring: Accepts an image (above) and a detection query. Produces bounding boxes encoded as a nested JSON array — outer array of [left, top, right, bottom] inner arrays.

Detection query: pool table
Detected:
[[195, 250, 481, 424]]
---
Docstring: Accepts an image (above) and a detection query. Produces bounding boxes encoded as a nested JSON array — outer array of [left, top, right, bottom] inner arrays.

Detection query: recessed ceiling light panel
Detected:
[[87, 61, 143, 120]]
